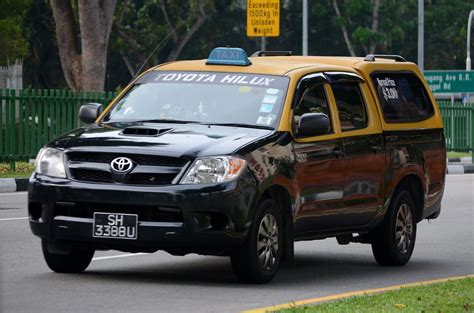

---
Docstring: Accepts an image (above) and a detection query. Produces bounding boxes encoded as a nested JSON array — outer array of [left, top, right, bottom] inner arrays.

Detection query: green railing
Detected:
[[438, 101, 474, 159], [0, 89, 117, 168], [1, 89, 473, 168]]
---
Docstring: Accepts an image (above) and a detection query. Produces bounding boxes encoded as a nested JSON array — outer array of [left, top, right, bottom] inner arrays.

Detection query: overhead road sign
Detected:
[[247, 0, 280, 37], [424, 70, 474, 93]]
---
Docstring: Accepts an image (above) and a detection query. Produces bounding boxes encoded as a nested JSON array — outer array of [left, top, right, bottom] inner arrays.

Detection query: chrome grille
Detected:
[[67, 152, 187, 185]]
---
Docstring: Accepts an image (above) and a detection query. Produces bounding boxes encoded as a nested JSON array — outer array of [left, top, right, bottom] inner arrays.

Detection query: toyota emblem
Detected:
[[110, 157, 133, 173]]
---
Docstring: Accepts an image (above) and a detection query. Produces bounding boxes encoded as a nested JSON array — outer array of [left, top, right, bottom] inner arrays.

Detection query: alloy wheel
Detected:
[[257, 213, 279, 270], [395, 203, 413, 254]]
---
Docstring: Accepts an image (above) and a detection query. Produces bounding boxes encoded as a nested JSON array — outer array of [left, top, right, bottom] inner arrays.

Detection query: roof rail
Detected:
[[364, 54, 407, 62], [251, 51, 293, 57]]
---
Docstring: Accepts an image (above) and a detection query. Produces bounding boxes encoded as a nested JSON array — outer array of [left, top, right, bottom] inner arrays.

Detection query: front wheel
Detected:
[[230, 198, 283, 283], [42, 239, 95, 273], [371, 190, 417, 266]]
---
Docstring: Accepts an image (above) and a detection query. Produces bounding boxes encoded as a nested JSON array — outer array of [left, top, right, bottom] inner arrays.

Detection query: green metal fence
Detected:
[[1, 89, 473, 167], [0, 89, 117, 167], [438, 101, 474, 158]]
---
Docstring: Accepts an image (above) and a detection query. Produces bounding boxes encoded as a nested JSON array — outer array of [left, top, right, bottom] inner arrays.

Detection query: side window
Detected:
[[371, 72, 434, 122], [293, 84, 332, 133], [331, 83, 368, 131]]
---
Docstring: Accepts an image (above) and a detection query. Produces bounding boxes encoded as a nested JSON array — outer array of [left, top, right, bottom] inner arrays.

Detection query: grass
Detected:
[[0, 161, 34, 178], [277, 277, 473, 313], [447, 151, 471, 159]]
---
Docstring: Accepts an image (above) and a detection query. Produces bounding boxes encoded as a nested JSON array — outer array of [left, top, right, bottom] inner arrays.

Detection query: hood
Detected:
[[49, 122, 276, 159]]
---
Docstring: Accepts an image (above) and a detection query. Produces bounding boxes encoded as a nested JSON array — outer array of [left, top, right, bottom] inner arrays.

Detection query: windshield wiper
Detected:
[[206, 122, 274, 130]]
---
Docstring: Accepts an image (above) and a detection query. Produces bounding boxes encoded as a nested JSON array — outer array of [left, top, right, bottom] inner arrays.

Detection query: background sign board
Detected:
[[424, 70, 474, 93], [247, 0, 280, 37]]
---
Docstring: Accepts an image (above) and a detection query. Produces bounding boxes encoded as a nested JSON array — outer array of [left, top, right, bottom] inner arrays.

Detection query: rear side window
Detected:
[[331, 83, 368, 131], [371, 72, 434, 122]]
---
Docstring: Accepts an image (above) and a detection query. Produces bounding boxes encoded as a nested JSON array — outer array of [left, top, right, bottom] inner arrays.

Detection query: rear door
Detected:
[[326, 75, 385, 226]]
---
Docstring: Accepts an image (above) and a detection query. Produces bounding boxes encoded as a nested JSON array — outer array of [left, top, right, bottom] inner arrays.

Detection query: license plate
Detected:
[[93, 213, 138, 240]]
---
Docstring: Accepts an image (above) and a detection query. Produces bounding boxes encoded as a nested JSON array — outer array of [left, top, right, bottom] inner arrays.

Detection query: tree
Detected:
[[23, 0, 66, 89], [113, 0, 214, 77], [331, 0, 382, 56], [50, 0, 116, 91], [0, 0, 32, 64]]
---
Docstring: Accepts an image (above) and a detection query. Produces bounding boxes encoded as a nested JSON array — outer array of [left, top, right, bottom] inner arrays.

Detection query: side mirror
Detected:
[[297, 113, 330, 137], [79, 103, 103, 124]]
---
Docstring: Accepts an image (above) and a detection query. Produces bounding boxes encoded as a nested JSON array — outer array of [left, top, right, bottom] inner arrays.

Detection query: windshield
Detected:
[[103, 71, 289, 128]]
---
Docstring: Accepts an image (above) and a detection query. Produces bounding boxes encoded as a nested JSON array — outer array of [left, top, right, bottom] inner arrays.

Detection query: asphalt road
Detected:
[[1, 175, 473, 313]]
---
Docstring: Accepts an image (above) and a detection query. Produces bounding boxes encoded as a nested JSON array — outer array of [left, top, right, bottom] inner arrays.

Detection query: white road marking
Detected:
[[92, 253, 149, 261], [0, 216, 28, 221]]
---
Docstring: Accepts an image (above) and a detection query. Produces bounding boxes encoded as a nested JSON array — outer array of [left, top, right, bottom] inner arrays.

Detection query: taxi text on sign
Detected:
[[247, 0, 280, 37]]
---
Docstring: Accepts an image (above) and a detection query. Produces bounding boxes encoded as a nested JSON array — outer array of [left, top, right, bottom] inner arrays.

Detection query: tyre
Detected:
[[371, 190, 417, 266], [42, 239, 95, 273], [230, 198, 283, 283]]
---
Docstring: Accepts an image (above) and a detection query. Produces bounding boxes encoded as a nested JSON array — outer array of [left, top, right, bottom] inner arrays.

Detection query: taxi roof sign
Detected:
[[206, 47, 252, 66]]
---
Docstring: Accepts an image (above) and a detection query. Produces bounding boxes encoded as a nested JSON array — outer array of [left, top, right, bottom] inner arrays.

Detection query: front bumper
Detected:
[[28, 173, 257, 255]]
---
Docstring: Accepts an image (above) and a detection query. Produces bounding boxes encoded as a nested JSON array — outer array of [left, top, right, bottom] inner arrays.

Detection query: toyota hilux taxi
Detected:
[[29, 48, 446, 283]]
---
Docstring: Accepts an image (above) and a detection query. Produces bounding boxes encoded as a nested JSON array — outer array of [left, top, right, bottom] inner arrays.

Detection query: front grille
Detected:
[[71, 169, 112, 183], [68, 152, 187, 167], [55, 203, 183, 223], [66, 151, 187, 185], [129, 173, 176, 185]]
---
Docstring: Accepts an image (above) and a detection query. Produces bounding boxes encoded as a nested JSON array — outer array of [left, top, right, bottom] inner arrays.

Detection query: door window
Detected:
[[331, 83, 368, 131], [293, 84, 332, 133]]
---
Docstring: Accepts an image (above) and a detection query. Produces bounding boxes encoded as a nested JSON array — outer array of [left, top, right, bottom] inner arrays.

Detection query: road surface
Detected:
[[1, 174, 473, 312]]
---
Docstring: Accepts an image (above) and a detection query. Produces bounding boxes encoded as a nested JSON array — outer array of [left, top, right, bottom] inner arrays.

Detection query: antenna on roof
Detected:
[[131, 21, 188, 81]]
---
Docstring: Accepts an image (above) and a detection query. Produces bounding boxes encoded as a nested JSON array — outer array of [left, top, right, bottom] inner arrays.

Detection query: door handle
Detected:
[[332, 147, 343, 156], [370, 144, 383, 152]]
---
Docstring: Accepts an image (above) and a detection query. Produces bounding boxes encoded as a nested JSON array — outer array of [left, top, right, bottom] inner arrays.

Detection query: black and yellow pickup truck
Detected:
[[29, 48, 446, 283]]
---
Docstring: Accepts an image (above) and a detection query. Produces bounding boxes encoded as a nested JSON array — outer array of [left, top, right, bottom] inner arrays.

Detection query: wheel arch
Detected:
[[260, 185, 293, 217], [390, 174, 425, 223], [259, 184, 295, 262]]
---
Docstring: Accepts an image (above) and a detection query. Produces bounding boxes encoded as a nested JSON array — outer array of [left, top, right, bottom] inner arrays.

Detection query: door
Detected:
[[329, 81, 384, 226], [292, 83, 345, 234]]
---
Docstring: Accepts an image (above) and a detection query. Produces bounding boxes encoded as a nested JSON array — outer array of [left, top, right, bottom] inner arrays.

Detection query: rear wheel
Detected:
[[230, 198, 283, 283], [371, 190, 417, 266], [42, 239, 94, 273]]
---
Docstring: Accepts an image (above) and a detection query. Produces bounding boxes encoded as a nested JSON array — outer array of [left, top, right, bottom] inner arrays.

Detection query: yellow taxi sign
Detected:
[[247, 0, 280, 37]]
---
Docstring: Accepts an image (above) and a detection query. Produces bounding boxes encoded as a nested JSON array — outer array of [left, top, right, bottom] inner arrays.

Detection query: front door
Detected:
[[292, 83, 345, 234]]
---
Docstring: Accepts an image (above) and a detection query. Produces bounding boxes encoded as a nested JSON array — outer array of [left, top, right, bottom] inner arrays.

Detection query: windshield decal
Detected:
[[137, 71, 288, 89], [259, 103, 274, 113], [256, 115, 275, 125]]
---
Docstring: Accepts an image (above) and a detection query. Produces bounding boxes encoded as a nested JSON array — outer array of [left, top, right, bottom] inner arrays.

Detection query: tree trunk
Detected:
[[332, 0, 356, 57], [50, 0, 82, 90], [167, 12, 207, 61], [50, 0, 116, 91], [161, 0, 208, 61], [369, 0, 381, 54]]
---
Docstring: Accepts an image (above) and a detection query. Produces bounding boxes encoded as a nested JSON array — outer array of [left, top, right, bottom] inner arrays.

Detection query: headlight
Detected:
[[180, 156, 246, 184], [35, 148, 66, 178]]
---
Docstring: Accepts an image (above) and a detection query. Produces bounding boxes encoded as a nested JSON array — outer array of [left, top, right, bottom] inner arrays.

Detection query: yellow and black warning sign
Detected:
[[246, 0, 280, 37]]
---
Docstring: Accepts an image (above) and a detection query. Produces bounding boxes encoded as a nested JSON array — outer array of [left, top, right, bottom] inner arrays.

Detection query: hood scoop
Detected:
[[121, 127, 173, 137]]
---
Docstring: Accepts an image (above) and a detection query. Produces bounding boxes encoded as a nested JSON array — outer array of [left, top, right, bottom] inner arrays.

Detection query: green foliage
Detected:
[[23, 1, 66, 89], [0, 0, 32, 64], [9, 0, 474, 88], [112, 0, 216, 74]]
